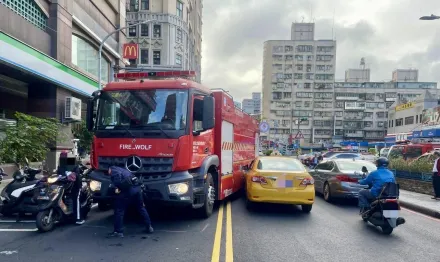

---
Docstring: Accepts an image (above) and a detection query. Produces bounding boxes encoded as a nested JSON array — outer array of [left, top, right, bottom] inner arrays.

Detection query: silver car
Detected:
[[309, 159, 377, 202]]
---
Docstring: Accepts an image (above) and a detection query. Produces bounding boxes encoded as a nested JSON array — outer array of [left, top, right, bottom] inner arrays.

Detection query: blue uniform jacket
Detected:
[[358, 167, 396, 197], [109, 166, 140, 197]]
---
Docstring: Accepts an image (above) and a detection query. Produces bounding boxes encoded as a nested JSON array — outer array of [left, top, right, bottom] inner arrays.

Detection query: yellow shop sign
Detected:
[[395, 102, 414, 111]]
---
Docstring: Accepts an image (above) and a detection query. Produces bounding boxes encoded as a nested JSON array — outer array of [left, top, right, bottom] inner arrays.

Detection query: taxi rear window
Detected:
[[257, 158, 305, 171]]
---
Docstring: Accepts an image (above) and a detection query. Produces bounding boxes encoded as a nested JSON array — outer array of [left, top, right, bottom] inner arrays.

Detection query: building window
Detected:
[[153, 24, 161, 38], [140, 0, 149, 10], [405, 116, 414, 125], [129, 59, 137, 65], [72, 35, 109, 82], [176, 1, 184, 18], [176, 28, 183, 43], [140, 24, 149, 37], [416, 115, 419, 123], [128, 23, 137, 37], [140, 49, 149, 64], [2, 0, 47, 30], [396, 118, 403, 127], [175, 54, 182, 65], [153, 51, 161, 65], [129, 0, 139, 11]]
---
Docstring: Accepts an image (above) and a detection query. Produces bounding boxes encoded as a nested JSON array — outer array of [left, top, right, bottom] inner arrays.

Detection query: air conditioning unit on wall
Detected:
[[65, 97, 82, 121]]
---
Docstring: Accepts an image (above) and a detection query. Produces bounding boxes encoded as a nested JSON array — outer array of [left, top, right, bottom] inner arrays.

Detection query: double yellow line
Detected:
[[211, 201, 233, 262]]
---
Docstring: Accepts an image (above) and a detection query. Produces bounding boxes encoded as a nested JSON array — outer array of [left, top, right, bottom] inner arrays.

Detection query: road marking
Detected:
[[0, 228, 37, 232], [201, 223, 209, 232], [226, 201, 233, 262], [211, 203, 224, 262], [401, 207, 440, 222]]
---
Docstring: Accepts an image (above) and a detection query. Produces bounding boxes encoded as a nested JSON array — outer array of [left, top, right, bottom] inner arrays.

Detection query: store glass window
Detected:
[[72, 35, 109, 82]]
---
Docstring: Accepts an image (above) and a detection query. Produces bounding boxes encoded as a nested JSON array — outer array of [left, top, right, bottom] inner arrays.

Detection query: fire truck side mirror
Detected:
[[86, 99, 95, 131], [202, 96, 215, 130]]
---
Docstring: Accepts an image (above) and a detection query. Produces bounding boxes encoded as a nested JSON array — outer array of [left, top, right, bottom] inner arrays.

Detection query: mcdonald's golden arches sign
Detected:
[[123, 43, 138, 59]]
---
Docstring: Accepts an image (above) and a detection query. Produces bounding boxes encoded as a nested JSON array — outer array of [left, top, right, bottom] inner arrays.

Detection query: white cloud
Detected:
[[201, 0, 440, 101]]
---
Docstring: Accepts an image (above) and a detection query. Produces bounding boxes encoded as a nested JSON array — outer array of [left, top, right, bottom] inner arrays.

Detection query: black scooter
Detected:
[[359, 166, 405, 235], [0, 159, 43, 217], [35, 164, 92, 232]]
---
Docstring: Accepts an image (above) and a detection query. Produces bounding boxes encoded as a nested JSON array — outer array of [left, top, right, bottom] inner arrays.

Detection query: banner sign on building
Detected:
[[421, 106, 440, 126], [123, 43, 138, 59], [395, 102, 414, 111]]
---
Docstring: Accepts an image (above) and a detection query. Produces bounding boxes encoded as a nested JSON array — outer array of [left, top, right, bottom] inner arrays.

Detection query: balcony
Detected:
[[126, 13, 189, 33], [343, 115, 364, 120]]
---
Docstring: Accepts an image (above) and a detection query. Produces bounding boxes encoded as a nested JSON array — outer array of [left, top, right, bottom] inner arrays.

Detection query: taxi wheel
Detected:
[[245, 198, 254, 210], [323, 183, 333, 202], [301, 204, 312, 213]]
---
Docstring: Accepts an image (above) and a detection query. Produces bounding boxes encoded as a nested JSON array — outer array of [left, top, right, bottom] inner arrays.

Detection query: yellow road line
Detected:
[[211, 204, 224, 262], [226, 201, 233, 262]]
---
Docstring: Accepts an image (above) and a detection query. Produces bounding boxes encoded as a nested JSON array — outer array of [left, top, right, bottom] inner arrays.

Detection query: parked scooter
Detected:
[[35, 163, 92, 232], [0, 158, 43, 217], [359, 167, 405, 235]]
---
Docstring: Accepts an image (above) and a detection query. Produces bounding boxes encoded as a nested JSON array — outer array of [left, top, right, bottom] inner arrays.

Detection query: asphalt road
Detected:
[[0, 195, 439, 262]]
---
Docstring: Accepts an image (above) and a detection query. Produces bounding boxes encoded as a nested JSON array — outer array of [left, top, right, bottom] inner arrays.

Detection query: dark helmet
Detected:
[[375, 157, 389, 168]]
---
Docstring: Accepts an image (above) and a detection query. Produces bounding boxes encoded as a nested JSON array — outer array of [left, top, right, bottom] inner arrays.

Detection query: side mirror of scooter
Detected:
[[361, 166, 368, 173]]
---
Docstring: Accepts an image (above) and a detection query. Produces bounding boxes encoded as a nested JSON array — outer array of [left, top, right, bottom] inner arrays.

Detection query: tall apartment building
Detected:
[[242, 92, 261, 114], [262, 23, 336, 143], [125, 0, 203, 82], [0, 0, 127, 170], [234, 101, 241, 109], [333, 81, 439, 141]]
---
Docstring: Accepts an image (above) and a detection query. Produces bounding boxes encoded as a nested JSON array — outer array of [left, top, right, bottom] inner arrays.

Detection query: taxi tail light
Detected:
[[251, 176, 267, 184], [335, 175, 358, 183], [300, 177, 314, 186]]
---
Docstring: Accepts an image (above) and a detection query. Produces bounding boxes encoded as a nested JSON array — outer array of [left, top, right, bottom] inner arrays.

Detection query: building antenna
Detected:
[[332, 8, 335, 40]]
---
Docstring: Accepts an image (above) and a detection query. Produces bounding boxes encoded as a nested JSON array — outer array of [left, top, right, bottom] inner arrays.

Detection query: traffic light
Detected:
[[300, 117, 308, 121]]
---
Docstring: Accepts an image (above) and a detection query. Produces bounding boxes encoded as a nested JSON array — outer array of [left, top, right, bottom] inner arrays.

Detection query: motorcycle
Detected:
[[0, 158, 43, 217], [359, 166, 405, 235], [35, 164, 92, 232]]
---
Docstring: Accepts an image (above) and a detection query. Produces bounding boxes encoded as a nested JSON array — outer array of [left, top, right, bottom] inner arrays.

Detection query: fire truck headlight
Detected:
[[168, 183, 189, 195], [90, 180, 102, 192]]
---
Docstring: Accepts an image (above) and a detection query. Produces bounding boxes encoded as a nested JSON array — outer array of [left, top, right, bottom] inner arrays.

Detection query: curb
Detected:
[[400, 199, 440, 219]]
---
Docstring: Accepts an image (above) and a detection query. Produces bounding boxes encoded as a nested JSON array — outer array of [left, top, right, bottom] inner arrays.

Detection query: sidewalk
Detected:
[[399, 189, 440, 218]]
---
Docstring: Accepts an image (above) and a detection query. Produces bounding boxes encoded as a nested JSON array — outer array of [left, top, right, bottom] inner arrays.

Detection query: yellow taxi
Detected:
[[245, 156, 315, 212]]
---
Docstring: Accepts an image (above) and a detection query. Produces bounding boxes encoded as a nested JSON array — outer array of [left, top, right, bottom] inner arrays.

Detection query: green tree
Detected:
[[72, 120, 94, 154], [0, 112, 62, 164]]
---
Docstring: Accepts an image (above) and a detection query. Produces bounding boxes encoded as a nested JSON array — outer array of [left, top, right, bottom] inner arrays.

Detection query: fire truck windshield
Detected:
[[96, 89, 189, 134]]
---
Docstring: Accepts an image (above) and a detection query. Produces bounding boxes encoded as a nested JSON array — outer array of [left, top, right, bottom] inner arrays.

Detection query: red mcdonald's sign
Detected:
[[122, 43, 138, 59]]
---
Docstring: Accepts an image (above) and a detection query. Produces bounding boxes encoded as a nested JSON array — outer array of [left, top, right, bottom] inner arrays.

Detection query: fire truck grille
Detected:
[[98, 156, 173, 177]]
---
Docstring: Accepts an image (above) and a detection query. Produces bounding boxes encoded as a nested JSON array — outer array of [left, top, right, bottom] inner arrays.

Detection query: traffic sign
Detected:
[[294, 131, 304, 139], [259, 121, 270, 133]]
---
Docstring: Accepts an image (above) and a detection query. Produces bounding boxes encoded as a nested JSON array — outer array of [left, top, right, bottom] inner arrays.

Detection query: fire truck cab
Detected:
[[85, 71, 259, 218]]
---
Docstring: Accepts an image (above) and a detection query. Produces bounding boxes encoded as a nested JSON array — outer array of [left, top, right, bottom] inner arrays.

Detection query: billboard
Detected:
[[122, 43, 138, 59], [421, 106, 440, 126]]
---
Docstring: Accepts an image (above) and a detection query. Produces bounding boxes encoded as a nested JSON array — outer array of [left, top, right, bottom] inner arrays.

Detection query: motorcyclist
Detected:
[[107, 166, 154, 238], [358, 157, 396, 212]]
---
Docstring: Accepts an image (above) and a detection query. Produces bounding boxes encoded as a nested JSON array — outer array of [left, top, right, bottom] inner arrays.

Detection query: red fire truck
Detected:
[[85, 71, 259, 218]]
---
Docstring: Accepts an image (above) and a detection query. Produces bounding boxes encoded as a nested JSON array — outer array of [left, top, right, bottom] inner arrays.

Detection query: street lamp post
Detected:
[[97, 19, 156, 90]]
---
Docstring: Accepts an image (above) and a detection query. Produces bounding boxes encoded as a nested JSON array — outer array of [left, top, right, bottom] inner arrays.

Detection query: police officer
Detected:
[[107, 166, 154, 238]]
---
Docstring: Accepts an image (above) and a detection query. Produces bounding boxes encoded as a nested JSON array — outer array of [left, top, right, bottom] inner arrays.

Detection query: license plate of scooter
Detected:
[[37, 196, 50, 200], [383, 210, 399, 218]]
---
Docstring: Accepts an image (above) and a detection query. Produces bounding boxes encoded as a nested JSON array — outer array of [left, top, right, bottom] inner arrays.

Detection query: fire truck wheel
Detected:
[[198, 172, 215, 218]]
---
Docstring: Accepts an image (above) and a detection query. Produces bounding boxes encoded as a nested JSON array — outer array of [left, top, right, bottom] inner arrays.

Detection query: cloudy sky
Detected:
[[200, 0, 440, 102]]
